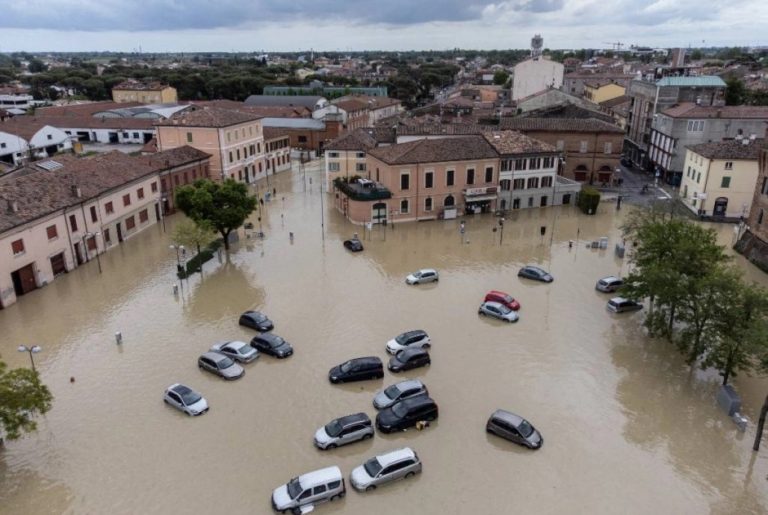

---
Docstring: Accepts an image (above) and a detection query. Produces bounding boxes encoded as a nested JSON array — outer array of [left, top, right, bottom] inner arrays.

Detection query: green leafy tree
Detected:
[[493, 70, 509, 86], [175, 179, 257, 251], [27, 59, 47, 73], [0, 359, 53, 441], [171, 219, 216, 255], [725, 77, 746, 106]]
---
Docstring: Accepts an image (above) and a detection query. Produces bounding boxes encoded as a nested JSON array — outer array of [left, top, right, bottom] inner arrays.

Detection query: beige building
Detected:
[[583, 82, 626, 104], [0, 147, 210, 308], [324, 129, 379, 189], [680, 139, 763, 219], [112, 80, 178, 104], [156, 106, 266, 183]]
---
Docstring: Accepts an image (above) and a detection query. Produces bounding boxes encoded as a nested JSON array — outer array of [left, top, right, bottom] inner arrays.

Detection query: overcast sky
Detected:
[[0, 0, 765, 52]]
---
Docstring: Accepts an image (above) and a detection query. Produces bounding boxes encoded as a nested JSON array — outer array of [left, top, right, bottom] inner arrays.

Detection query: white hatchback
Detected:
[[163, 383, 209, 416], [405, 269, 439, 285]]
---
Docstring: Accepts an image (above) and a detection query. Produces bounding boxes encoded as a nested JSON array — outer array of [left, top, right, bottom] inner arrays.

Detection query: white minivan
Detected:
[[272, 466, 345, 514]]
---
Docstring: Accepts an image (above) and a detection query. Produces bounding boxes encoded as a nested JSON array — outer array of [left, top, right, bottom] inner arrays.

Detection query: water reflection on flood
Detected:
[[1, 163, 767, 514]]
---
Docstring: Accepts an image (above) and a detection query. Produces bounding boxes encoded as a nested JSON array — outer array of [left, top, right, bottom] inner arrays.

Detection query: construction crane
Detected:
[[603, 42, 625, 51]]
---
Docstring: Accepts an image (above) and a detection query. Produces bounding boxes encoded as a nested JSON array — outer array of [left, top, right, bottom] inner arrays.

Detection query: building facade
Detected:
[[263, 129, 292, 177], [324, 129, 378, 188], [0, 119, 73, 165], [511, 58, 565, 102], [112, 81, 178, 104], [583, 82, 626, 104], [735, 139, 768, 269]]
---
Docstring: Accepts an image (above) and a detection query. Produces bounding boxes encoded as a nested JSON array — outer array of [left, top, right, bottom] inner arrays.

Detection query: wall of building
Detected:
[[264, 136, 292, 177], [112, 87, 178, 104], [63, 127, 156, 145], [325, 149, 368, 188], [680, 151, 759, 218], [584, 83, 625, 104], [512, 59, 565, 101]]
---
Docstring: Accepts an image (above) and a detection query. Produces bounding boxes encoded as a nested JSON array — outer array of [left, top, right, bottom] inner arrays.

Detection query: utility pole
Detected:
[[753, 394, 768, 451]]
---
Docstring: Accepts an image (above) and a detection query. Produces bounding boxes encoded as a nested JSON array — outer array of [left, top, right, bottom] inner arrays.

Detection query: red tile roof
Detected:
[[661, 103, 768, 119], [368, 136, 498, 165], [155, 106, 263, 128], [499, 117, 625, 133], [483, 131, 557, 155], [687, 139, 764, 160]]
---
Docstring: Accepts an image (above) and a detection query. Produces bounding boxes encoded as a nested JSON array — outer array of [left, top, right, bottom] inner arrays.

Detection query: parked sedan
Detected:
[[373, 380, 429, 410], [314, 412, 374, 450], [163, 383, 209, 416], [238, 310, 274, 332], [376, 396, 438, 433], [329, 357, 384, 383], [198, 352, 245, 380], [478, 301, 519, 323], [250, 333, 293, 358], [518, 265, 553, 283], [350, 447, 422, 491], [486, 409, 543, 449], [596, 276, 624, 293], [386, 330, 431, 354], [210, 340, 259, 363], [607, 297, 643, 313], [405, 269, 439, 285], [388, 348, 431, 373], [343, 239, 364, 252]]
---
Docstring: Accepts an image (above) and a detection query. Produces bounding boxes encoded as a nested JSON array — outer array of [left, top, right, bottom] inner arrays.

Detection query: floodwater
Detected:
[[2, 161, 768, 515]]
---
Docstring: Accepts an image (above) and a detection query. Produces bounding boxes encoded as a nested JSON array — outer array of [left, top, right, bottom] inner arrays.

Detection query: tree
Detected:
[[493, 70, 509, 86], [175, 179, 257, 251], [171, 219, 216, 255], [0, 359, 53, 441], [725, 77, 746, 106], [27, 59, 47, 73]]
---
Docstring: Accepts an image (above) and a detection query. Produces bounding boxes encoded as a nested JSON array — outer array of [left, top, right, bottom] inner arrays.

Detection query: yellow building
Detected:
[[680, 138, 763, 219], [583, 82, 626, 104], [112, 80, 178, 104]]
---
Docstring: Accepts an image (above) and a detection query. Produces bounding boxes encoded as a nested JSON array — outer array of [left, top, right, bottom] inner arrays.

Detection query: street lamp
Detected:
[[84, 231, 102, 273], [17, 345, 42, 372], [498, 217, 505, 245], [169, 244, 185, 273], [160, 197, 167, 233]]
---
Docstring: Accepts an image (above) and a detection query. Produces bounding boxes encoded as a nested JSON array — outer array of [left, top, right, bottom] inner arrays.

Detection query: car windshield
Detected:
[[518, 420, 534, 438], [391, 402, 409, 417], [253, 313, 266, 322], [268, 337, 284, 348], [287, 477, 302, 499], [324, 420, 343, 437], [179, 389, 201, 405], [218, 356, 235, 368], [340, 361, 353, 373], [364, 457, 383, 477], [412, 271, 421, 278], [237, 345, 251, 354], [384, 385, 402, 399], [395, 333, 409, 344]]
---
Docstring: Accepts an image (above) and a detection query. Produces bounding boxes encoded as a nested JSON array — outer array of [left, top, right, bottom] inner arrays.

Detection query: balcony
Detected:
[[333, 177, 392, 201]]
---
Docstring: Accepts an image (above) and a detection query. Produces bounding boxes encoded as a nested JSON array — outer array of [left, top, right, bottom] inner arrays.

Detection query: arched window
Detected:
[[444, 195, 455, 207]]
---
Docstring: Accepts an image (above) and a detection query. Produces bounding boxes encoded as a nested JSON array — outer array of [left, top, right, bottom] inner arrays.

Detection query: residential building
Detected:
[[263, 85, 389, 97], [0, 117, 73, 165], [485, 131, 580, 210], [499, 117, 625, 184], [244, 95, 328, 112], [511, 58, 565, 102], [263, 128, 292, 177], [0, 93, 34, 113], [333, 98, 370, 130], [515, 89, 598, 114], [648, 103, 768, 184], [599, 96, 631, 130], [155, 106, 266, 183], [324, 129, 378, 188], [735, 138, 768, 269], [625, 76, 727, 170], [332, 95, 402, 127], [112, 80, 178, 104], [680, 139, 763, 219], [0, 147, 209, 308], [583, 82, 626, 104], [561, 73, 636, 97], [261, 115, 343, 155]]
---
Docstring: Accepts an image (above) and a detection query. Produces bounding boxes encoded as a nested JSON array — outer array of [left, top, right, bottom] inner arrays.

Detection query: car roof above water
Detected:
[[298, 466, 343, 487], [335, 412, 371, 426], [376, 447, 417, 468], [490, 409, 526, 427]]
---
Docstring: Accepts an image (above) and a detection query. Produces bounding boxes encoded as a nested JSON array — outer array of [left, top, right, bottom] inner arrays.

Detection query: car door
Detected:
[[500, 421, 523, 444], [311, 484, 328, 504], [200, 357, 213, 372], [296, 488, 313, 506], [168, 391, 182, 409]]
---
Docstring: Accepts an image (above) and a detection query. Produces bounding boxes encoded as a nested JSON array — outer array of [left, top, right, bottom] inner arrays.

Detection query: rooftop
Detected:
[[483, 131, 557, 155], [261, 117, 325, 130], [325, 129, 378, 151], [244, 95, 325, 109], [113, 80, 173, 91], [368, 136, 497, 165], [155, 106, 263, 128], [687, 138, 764, 160], [661, 102, 768, 119], [655, 76, 727, 88], [499, 117, 625, 134]]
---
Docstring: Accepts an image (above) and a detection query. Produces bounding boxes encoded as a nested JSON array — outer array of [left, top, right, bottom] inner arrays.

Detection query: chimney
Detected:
[[71, 185, 81, 198]]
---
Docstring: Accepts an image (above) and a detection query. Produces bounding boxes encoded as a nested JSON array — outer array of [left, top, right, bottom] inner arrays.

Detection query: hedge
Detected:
[[178, 239, 224, 279], [577, 187, 601, 215]]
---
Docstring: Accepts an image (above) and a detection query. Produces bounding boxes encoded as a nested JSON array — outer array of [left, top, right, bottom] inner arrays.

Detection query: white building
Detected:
[[512, 58, 565, 102], [0, 120, 73, 166]]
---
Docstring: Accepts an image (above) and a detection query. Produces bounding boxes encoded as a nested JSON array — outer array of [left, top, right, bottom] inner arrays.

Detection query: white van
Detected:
[[272, 466, 345, 514]]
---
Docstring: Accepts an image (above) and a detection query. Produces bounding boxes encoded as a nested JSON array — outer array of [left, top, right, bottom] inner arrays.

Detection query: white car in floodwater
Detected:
[[405, 269, 439, 285]]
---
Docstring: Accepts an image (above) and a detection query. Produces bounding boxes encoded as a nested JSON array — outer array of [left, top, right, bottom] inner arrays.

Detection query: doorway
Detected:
[[74, 242, 84, 265], [372, 202, 387, 223], [117, 222, 124, 242], [11, 263, 37, 296], [562, 194, 571, 205], [713, 197, 728, 217], [50, 252, 66, 276]]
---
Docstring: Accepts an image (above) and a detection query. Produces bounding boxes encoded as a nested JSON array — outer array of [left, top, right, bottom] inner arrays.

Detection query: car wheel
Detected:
[[327, 443, 337, 449], [478, 311, 485, 316], [338, 491, 346, 498], [423, 343, 431, 349], [426, 414, 436, 422], [405, 472, 415, 479], [363, 433, 373, 440], [365, 485, 376, 492]]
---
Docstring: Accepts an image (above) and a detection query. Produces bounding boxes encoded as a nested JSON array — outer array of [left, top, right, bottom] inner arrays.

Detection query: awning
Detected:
[[465, 194, 497, 202]]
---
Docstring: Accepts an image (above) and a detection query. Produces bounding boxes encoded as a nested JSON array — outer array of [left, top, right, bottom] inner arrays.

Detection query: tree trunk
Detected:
[[221, 229, 230, 250], [753, 394, 768, 451], [667, 303, 676, 337]]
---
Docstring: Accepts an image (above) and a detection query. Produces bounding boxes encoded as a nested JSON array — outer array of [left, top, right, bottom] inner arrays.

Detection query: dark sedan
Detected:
[[344, 239, 364, 252], [376, 396, 438, 433], [388, 348, 431, 373], [518, 265, 553, 283], [250, 333, 293, 358], [239, 310, 274, 332]]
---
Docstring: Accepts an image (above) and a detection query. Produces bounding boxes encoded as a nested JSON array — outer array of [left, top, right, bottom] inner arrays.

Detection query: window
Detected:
[[46, 225, 58, 240], [425, 171, 434, 188], [312, 485, 327, 495], [485, 167, 493, 183], [90, 206, 98, 223], [125, 216, 136, 230], [355, 163, 366, 172], [763, 177, 768, 195], [123, 194, 131, 207], [528, 197, 534, 207], [527, 177, 539, 189], [0, 142, 5, 148], [425, 197, 433, 211], [87, 237, 97, 251], [721, 177, 731, 188], [137, 187, 144, 199], [400, 199, 409, 214], [47, 134, 52, 140], [229, 151, 234, 163], [103, 228, 111, 244], [446, 169, 455, 186], [541, 176, 553, 188], [327, 151, 339, 158], [604, 142, 613, 154], [226, 132, 231, 143], [356, 152, 365, 159], [697, 172, 701, 183], [514, 158, 527, 170], [139, 209, 149, 223], [400, 173, 410, 190], [725, 162, 733, 170], [543, 157, 554, 168], [466, 168, 475, 185], [328, 162, 340, 172], [151, 182, 158, 193], [186, 132, 193, 143], [298, 136, 307, 143], [69, 214, 78, 232], [500, 179, 511, 191], [105, 202, 114, 215], [580, 141, 588, 153], [11, 238, 25, 255], [513, 178, 525, 190], [529, 158, 541, 170], [759, 209, 764, 225], [132, 132, 139, 139], [236, 149, 241, 160]]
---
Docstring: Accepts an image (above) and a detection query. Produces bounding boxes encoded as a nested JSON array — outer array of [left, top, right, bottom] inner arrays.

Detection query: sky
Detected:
[[0, 0, 766, 53]]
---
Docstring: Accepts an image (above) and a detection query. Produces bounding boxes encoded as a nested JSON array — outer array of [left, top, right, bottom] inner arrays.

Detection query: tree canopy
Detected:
[[0, 359, 53, 441]]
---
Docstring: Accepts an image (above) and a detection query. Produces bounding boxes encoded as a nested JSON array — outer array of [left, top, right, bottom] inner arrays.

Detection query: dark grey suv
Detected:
[[486, 409, 543, 449]]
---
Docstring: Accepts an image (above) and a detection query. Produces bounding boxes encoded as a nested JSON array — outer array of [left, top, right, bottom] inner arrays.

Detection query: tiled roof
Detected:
[[687, 139, 764, 160], [189, 100, 310, 118], [334, 95, 401, 110], [244, 95, 324, 109], [565, 72, 635, 79], [263, 127, 290, 140], [333, 98, 369, 113], [656, 76, 726, 87], [661, 102, 768, 119], [368, 136, 497, 165], [155, 106, 262, 128], [395, 123, 483, 136], [325, 129, 378, 151], [483, 131, 557, 155], [499, 117, 625, 134], [37, 102, 142, 117], [599, 95, 631, 108], [141, 145, 210, 168], [0, 117, 56, 141]]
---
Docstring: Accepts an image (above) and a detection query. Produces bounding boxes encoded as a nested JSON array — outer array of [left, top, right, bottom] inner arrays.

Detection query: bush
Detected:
[[178, 239, 223, 278], [577, 187, 601, 215]]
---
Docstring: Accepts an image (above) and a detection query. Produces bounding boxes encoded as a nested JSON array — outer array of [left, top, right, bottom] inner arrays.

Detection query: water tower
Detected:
[[531, 34, 544, 59]]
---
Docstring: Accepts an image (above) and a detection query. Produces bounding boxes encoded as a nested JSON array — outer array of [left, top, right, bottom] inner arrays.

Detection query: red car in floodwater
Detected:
[[484, 290, 521, 311]]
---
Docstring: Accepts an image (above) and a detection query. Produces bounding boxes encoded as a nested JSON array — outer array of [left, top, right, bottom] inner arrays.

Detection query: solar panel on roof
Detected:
[[36, 160, 64, 171]]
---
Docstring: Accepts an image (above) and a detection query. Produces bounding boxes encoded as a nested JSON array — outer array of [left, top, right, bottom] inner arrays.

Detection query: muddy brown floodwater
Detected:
[[2, 161, 768, 515]]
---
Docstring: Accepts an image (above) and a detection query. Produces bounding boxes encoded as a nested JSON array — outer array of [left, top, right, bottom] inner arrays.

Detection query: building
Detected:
[[324, 129, 379, 188], [599, 95, 631, 130], [112, 80, 178, 104], [0, 93, 34, 113], [263, 128, 292, 177], [0, 147, 209, 308], [0, 117, 73, 166], [263, 85, 389, 97], [561, 73, 636, 97], [261, 116, 343, 155], [680, 138, 763, 219], [583, 81, 626, 104], [625, 76, 727, 170], [155, 106, 266, 183], [648, 103, 768, 184], [335, 136, 500, 224], [511, 58, 565, 102], [484, 131, 580, 211], [244, 95, 328, 112], [499, 117, 625, 184], [735, 138, 768, 270], [515, 89, 598, 114]]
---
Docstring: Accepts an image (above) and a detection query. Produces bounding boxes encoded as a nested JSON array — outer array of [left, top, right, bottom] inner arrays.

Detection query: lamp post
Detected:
[[160, 197, 167, 233], [498, 217, 505, 245], [170, 244, 185, 273], [84, 231, 102, 273], [17, 345, 42, 373]]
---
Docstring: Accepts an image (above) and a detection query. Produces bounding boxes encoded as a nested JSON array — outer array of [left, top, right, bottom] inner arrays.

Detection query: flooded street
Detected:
[[2, 161, 768, 515]]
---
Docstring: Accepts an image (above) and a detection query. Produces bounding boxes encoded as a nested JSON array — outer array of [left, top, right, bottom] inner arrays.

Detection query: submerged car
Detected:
[[271, 466, 346, 514], [607, 297, 643, 313], [486, 409, 543, 449], [484, 290, 521, 311], [376, 396, 438, 433], [478, 301, 519, 323], [250, 333, 293, 358], [238, 310, 274, 332], [350, 447, 422, 491], [386, 330, 431, 354], [343, 239, 364, 252], [405, 269, 439, 285], [197, 351, 245, 380], [373, 379, 429, 410], [596, 276, 624, 293], [210, 340, 259, 363], [314, 412, 374, 450], [388, 348, 431, 373], [518, 265, 553, 283], [329, 357, 384, 383], [163, 383, 208, 416]]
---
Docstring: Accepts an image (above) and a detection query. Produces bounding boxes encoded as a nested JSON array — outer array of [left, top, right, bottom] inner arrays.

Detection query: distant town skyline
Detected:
[[0, 0, 766, 53]]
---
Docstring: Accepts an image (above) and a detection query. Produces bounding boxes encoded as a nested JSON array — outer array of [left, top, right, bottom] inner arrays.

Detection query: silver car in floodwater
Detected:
[[197, 351, 245, 380], [405, 269, 439, 285], [210, 340, 259, 363], [350, 447, 422, 491], [373, 379, 429, 410]]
